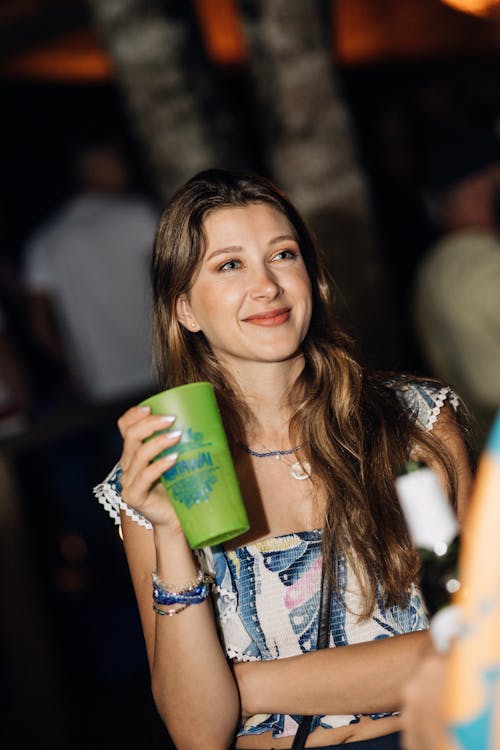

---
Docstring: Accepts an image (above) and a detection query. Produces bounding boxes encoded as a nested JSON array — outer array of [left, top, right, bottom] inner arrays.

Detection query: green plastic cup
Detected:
[[140, 382, 249, 548]]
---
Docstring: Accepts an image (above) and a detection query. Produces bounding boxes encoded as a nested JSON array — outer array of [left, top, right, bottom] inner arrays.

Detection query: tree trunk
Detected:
[[86, 0, 219, 202], [238, 0, 399, 366]]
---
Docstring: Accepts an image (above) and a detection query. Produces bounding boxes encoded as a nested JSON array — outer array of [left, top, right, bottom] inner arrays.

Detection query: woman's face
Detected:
[[176, 203, 312, 371]]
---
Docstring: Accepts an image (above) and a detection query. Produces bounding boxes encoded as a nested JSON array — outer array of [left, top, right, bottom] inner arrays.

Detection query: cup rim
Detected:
[[140, 381, 213, 406]]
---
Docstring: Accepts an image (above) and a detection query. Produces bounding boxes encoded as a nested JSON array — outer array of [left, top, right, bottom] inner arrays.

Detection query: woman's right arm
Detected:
[[117, 406, 240, 750]]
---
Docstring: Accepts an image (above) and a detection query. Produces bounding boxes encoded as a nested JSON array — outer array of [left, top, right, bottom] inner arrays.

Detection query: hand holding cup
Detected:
[[139, 383, 249, 548], [117, 406, 184, 531]]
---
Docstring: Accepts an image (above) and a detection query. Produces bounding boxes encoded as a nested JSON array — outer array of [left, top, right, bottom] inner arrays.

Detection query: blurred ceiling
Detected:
[[0, 0, 499, 81]]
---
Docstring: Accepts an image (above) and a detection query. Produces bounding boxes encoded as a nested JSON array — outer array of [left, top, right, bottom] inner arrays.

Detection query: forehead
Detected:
[[202, 203, 295, 248]]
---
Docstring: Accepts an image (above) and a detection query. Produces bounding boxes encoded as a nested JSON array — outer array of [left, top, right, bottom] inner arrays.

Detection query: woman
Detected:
[[94, 169, 472, 749]]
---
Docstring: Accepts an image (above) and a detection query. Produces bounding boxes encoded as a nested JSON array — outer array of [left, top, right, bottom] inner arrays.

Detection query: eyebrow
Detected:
[[205, 234, 298, 262]]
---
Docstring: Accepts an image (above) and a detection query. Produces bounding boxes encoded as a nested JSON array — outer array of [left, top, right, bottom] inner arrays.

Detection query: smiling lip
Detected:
[[243, 308, 291, 326]]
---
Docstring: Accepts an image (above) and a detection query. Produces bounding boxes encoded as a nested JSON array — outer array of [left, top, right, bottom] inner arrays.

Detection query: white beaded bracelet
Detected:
[[152, 569, 205, 596]]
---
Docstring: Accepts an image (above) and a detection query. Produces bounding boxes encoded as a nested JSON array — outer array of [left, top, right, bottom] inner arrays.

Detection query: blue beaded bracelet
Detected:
[[153, 581, 210, 606], [152, 570, 212, 608]]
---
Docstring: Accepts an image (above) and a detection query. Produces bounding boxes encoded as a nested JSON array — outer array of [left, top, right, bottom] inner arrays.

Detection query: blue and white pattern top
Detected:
[[93, 378, 459, 739]]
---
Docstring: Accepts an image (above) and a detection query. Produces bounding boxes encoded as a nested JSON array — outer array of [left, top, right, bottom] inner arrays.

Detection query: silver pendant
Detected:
[[290, 460, 312, 481]]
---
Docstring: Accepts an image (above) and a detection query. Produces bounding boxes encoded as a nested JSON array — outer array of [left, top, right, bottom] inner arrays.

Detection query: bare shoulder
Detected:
[[426, 404, 473, 523], [386, 374, 473, 522]]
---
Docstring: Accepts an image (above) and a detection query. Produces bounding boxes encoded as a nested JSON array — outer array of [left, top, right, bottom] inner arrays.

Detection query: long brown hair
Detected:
[[152, 168, 467, 615]]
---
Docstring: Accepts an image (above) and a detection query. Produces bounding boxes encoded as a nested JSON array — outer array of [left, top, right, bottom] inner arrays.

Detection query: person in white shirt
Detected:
[[24, 141, 158, 404]]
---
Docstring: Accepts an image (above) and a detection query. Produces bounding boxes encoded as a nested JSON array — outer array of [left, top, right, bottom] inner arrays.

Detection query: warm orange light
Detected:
[[336, 0, 500, 64], [0, 0, 247, 81], [0, 30, 114, 81], [192, 0, 247, 65], [440, 0, 500, 19]]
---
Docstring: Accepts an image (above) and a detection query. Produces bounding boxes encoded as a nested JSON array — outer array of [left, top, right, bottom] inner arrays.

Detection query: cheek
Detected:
[[302, 282, 313, 329], [190, 282, 239, 324], [298, 276, 313, 310]]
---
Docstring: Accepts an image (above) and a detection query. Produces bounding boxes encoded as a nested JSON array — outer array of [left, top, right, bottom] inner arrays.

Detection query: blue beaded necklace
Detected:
[[238, 442, 311, 480], [238, 443, 304, 458]]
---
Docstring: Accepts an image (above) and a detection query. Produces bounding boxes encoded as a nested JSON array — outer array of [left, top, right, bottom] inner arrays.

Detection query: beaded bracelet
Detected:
[[152, 569, 206, 596], [154, 581, 210, 606], [152, 569, 213, 615], [153, 602, 189, 617]]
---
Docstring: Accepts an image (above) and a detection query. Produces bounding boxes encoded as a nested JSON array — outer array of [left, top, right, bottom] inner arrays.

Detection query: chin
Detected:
[[255, 346, 303, 363]]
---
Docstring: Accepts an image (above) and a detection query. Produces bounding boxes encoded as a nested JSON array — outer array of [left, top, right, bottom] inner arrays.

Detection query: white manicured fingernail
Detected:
[[159, 415, 175, 423], [138, 406, 151, 413], [164, 451, 178, 462], [168, 430, 183, 440]]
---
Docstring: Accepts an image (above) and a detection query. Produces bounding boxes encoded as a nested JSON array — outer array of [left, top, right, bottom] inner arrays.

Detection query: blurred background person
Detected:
[[401, 648, 451, 750], [402, 649, 500, 749], [413, 126, 500, 444], [1, 3, 499, 749], [17, 141, 161, 728], [23, 139, 157, 407]]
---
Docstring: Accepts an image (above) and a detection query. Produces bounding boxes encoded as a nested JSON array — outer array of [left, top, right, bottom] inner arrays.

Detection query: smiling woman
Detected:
[[93, 169, 473, 750], [175, 203, 312, 369]]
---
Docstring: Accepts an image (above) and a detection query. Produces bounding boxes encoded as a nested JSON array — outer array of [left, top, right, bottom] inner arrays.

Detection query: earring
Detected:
[[191, 322, 197, 328]]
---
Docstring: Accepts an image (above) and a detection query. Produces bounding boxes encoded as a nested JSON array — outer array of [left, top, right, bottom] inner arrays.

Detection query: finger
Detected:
[[142, 452, 179, 490], [121, 414, 177, 468], [122, 452, 178, 508], [125, 429, 183, 485], [117, 404, 152, 437], [125, 413, 177, 445]]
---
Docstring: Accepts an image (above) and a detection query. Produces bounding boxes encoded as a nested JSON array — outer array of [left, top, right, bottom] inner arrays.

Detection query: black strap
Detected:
[[290, 564, 333, 750]]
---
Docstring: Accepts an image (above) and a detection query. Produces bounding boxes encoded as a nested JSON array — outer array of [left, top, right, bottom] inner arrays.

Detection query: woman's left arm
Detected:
[[234, 630, 429, 718], [235, 405, 473, 719]]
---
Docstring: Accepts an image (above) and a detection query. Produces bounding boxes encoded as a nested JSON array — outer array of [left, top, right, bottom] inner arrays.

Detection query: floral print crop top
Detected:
[[93, 378, 459, 740]]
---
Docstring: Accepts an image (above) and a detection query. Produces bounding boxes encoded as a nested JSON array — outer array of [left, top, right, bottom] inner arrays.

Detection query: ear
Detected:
[[176, 294, 200, 332]]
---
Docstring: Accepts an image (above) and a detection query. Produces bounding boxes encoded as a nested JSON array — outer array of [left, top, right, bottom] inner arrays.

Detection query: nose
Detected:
[[248, 264, 283, 300]]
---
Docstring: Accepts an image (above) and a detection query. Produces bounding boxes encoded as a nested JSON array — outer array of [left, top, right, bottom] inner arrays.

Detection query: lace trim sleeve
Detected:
[[92, 462, 153, 530], [388, 377, 459, 432]]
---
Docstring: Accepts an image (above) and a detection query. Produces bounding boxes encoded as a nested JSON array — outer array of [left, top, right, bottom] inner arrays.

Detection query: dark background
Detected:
[[0, 1, 499, 748]]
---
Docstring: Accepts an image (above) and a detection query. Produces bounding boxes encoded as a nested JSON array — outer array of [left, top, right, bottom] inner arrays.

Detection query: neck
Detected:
[[221, 355, 305, 447]]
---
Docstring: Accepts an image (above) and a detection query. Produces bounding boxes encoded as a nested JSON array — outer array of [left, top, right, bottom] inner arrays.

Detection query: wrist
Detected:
[[153, 525, 199, 588], [233, 660, 262, 717], [152, 568, 213, 616], [153, 517, 186, 545]]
